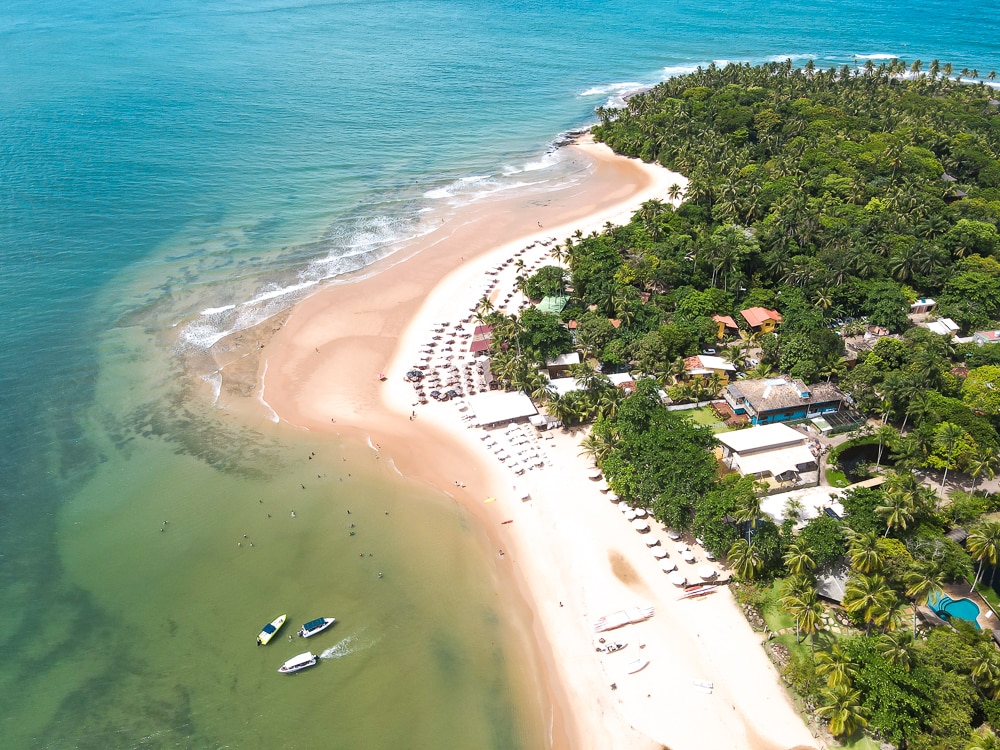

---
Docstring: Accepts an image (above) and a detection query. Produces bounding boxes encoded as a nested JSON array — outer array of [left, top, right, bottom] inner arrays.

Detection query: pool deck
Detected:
[[941, 582, 996, 631]]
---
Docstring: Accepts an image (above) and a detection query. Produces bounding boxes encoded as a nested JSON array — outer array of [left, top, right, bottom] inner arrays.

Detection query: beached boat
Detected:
[[597, 641, 627, 654], [625, 658, 649, 674], [593, 604, 654, 633], [278, 651, 318, 674], [298, 617, 336, 638], [256, 613, 287, 645], [679, 585, 716, 600]]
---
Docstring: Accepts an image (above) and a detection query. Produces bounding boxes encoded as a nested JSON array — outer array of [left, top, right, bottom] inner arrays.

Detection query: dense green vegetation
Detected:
[[478, 60, 1000, 747]]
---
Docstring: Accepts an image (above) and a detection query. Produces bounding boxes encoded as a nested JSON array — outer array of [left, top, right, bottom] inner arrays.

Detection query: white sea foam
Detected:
[[855, 53, 900, 61], [258, 362, 279, 423], [502, 149, 562, 176], [320, 629, 379, 660], [200, 304, 236, 316], [203, 371, 222, 406], [660, 63, 705, 79], [579, 81, 644, 97]]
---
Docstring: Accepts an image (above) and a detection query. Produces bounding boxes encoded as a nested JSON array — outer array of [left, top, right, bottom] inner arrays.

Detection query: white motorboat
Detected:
[[278, 651, 318, 674], [298, 617, 336, 638]]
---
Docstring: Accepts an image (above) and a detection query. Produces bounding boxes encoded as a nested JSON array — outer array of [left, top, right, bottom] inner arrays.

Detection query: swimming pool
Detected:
[[929, 592, 982, 628]]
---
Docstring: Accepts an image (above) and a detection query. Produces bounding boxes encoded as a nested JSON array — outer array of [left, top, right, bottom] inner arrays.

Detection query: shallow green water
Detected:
[[4, 322, 545, 749]]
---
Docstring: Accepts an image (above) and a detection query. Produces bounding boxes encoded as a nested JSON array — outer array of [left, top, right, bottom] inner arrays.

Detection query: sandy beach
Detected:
[[223, 137, 821, 749]]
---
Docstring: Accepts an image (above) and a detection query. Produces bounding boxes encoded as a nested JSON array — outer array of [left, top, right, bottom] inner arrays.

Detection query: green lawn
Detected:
[[684, 406, 728, 433], [825, 468, 850, 488]]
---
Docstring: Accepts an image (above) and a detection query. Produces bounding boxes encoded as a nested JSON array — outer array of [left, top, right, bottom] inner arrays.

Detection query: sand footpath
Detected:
[[248, 137, 821, 749]]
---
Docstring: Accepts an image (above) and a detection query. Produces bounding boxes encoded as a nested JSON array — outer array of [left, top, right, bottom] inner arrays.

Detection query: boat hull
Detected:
[[298, 617, 336, 638], [257, 614, 287, 645], [278, 652, 318, 674]]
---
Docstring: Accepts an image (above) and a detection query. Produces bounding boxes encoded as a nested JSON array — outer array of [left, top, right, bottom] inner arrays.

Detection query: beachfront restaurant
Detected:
[[466, 390, 538, 428], [716, 423, 818, 493]]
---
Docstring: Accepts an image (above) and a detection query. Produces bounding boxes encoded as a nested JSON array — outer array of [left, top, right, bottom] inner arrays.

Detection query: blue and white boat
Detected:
[[298, 617, 336, 638]]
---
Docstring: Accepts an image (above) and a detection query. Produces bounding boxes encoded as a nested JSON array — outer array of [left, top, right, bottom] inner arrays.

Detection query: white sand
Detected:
[[253, 138, 820, 749]]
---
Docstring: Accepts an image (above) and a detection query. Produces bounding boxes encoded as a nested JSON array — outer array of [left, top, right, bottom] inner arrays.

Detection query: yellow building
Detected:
[[740, 307, 782, 334]]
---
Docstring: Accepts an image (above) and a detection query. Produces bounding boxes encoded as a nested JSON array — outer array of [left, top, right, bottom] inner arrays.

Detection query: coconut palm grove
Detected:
[[477, 60, 1000, 748]]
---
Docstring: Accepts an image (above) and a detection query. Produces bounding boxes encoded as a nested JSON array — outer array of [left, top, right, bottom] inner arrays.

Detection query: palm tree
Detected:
[[874, 424, 897, 470], [475, 294, 494, 323], [967, 725, 1000, 750], [876, 630, 913, 672], [727, 538, 763, 580], [816, 644, 857, 688], [877, 487, 915, 537], [817, 684, 868, 739], [968, 521, 1000, 589], [969, 448, 998, 491], [904, 563, 944, 637], [579, 431, 612, 465], [733, 491, 762, 542], [848, 530, 885, 574], [722, 343, 746, 370], [936, 421, 967, 491], [973, 651, 1000, 700], [843, 573, 895, 634], [783, 538, 816, 575]]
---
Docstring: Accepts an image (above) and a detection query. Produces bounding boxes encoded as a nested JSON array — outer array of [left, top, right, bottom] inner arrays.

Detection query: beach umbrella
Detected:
[[675, 544, 689, 553], [586, 467, 602, 479], [606, 492, 619, 502], [596, 480, 610, 492], [682, 551, 696, 563], [666, 530, 682, 541], [668, 571, 687, 587], [651, 547, 668, 559], [698, 566, 718, 580], [645, 537, 661, 548], [660, 560, 677, 573], [624, 509, 637, 521], [634, 508, 647, 518], [631, 519, 650, 533]]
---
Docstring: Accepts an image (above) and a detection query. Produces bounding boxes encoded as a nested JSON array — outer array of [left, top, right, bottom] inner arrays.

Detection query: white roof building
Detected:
[[467, 391, 538, 426], [716, 423, 817, 485], [926, 318, 960, 337], [545, 352, 580, 368]]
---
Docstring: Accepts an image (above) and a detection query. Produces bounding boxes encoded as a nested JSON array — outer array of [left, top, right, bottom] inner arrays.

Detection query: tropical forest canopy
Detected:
[[476, 59, 1000, 749]]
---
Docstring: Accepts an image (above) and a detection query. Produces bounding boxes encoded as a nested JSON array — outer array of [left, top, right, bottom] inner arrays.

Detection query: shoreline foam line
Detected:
[[240, 136, 815, 749]]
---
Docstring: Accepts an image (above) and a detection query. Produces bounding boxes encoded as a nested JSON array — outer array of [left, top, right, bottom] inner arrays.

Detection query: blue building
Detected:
[[723, 377, 844, 426]]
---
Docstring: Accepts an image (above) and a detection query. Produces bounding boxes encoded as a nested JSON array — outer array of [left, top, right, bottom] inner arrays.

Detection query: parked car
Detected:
[[701, 348, 717, 355], [748, 358, 759, 366]]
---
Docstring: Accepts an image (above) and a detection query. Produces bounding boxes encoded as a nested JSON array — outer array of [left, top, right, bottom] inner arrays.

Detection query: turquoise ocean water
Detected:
[[2, 1, 998, 747]]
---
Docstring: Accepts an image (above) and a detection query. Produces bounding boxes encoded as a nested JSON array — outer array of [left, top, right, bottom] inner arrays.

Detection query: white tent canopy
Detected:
[[467, 391, 538, 426]]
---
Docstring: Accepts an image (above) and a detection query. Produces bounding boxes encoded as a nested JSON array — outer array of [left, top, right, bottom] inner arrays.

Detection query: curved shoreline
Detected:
[[228, 137, 817, 749]]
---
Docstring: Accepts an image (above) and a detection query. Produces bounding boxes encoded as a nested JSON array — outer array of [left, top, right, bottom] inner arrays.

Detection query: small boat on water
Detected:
[[298, 617, 336, 638], [256, 614, 287, 646], [278, 651, 318, 674], [625, 658, 649, 674]]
